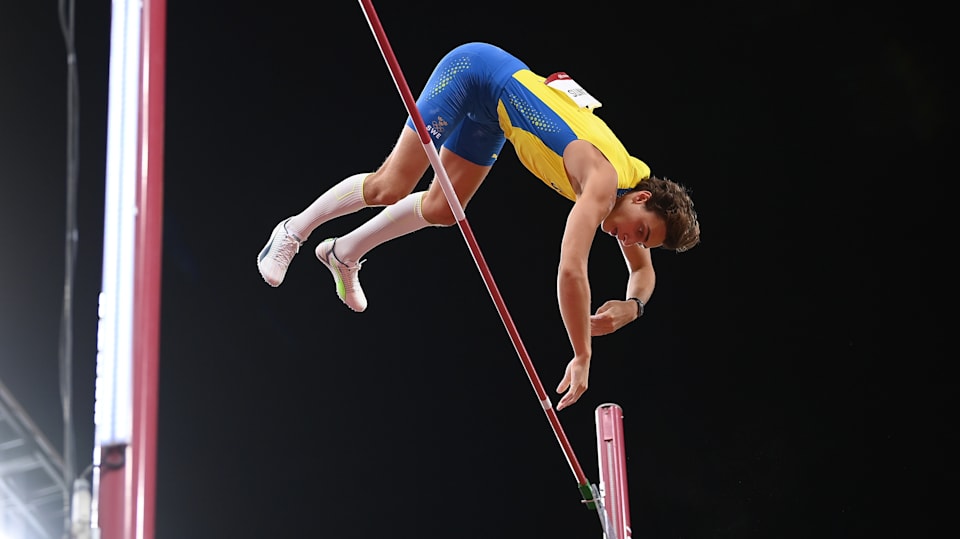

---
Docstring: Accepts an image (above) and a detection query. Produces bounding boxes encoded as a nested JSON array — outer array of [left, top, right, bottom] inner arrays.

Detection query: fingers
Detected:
[[590, 314, 613, 336], [594, 303, 612, 315], [556, 372, 574, 410], [556, 358, 589, 411], [556, 386, 583, 411], [591, 319, 610, 336], [556, 376, 585, 411]]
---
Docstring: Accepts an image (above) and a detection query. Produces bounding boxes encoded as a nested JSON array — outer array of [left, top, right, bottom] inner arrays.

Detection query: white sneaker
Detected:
[[315, 238, 367, 312], [257, 218, 303, 287]]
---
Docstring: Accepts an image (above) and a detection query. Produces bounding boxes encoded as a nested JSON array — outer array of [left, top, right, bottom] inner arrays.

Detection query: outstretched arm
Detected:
[[554, 141, 618, 411], [590, 243, 655, 336]]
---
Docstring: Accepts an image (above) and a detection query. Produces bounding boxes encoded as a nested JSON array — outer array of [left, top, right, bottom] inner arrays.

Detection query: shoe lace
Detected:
[[339, 258, 365, 278], [272, 234, 301, 266], [325, 240, 364, 273]]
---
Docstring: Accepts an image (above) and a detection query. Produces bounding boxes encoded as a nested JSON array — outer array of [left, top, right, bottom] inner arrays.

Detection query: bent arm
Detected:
[[588, 242, 656, 336], [621, 242, 655, 311]]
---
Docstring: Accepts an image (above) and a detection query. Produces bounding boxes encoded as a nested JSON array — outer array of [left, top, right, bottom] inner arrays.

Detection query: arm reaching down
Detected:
[[554, 141, 618, 411]]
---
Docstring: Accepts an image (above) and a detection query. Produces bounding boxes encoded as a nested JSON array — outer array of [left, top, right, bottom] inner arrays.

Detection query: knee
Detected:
[[420, 194, 458, 226], [361, 172, 410, 206]]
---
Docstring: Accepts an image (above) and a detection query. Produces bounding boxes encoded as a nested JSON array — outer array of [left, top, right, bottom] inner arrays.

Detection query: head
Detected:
[[601, 175, 700, 252]]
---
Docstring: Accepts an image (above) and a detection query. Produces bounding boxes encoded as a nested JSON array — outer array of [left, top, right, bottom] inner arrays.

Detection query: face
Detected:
[[600, 191, 667, 249]]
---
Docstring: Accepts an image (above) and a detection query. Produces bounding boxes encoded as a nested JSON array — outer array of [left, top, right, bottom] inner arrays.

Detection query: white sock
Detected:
[[286, 173, 371, 240], [334, 191, 432, 265]]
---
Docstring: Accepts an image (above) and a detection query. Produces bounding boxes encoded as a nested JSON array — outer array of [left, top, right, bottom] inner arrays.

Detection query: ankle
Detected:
[[284, 217, 308, 242]]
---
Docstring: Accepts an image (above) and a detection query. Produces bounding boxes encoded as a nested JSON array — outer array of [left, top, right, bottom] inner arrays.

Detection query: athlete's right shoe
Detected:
[[315, 238, 367, 312], [257, 218, 303, 287]]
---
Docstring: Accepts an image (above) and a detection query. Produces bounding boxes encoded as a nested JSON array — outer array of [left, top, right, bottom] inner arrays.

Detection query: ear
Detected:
[[633, 190, 652, 203]]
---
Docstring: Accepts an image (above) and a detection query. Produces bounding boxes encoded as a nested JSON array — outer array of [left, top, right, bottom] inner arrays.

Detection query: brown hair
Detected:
[[633, 175, 700, 252]]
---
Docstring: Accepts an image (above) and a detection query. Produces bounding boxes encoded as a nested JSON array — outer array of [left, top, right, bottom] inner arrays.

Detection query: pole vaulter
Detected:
[[356, 2, 619, 537]]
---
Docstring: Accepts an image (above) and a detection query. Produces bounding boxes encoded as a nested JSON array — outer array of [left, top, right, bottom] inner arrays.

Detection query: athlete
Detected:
[[257, 42, 699, 410]]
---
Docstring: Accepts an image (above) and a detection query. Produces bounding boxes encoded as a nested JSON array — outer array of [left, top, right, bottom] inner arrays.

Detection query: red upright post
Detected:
[[96, 0, 165, 538], [131, 0, 166, 538]]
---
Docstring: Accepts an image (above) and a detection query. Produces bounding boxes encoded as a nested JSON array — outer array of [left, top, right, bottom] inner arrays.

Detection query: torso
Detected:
[[496, 69, 650, 201]]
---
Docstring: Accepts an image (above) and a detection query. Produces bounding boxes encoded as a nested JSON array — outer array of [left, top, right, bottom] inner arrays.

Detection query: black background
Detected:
[[0, 1, 951, 538]]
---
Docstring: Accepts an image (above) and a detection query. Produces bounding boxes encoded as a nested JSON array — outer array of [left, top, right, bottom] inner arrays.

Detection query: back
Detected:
[[496, 69, 650, 201]]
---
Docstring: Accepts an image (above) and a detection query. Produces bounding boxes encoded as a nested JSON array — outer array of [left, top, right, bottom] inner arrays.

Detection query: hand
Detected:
[[590, 299, 638, 336], [556, 356, 590, 411]]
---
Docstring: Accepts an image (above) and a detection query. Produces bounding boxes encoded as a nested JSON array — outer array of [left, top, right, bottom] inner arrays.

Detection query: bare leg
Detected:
[[258, 126, 431, 287], [315, 129, 493, 311], [333, 136, 493, 262], [285, 124, 435, 239]]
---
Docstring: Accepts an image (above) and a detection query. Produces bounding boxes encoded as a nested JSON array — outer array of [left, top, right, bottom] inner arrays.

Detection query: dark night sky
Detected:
[[0, 1, 951, 538]]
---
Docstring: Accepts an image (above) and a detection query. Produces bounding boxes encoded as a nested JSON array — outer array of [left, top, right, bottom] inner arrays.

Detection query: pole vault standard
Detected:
[[355, 2, 613, 535], [596, 404, 632, 539], [93, 0, 165, 538]]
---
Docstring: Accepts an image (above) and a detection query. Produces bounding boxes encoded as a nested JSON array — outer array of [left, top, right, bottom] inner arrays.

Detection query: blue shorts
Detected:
[[405, 42, 528, 166]]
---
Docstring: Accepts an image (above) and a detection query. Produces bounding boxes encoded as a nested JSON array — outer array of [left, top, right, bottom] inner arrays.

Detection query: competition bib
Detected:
[[544, 72, 603, 110]]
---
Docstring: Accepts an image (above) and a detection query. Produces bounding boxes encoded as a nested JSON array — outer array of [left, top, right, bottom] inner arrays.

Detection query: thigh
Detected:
[[363, 126, 431, 204], [405, 43, 515, 162], [442, 114, 506, 167], [421, 147, 492, 224]]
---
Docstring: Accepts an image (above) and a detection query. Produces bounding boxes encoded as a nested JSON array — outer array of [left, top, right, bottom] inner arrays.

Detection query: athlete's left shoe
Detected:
[[315, 238, 367, 312]]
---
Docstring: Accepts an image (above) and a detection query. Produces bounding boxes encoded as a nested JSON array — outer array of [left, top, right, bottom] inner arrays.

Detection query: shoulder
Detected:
[[564, 141, 619, 198], [563, 140, 615, 170]]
